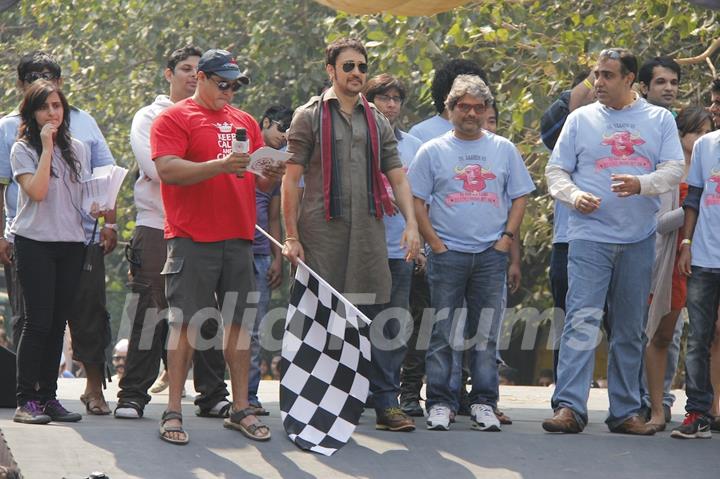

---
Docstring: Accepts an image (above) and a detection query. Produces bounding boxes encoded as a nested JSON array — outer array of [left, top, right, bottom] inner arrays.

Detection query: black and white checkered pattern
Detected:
[[280, 263, 371, 456]]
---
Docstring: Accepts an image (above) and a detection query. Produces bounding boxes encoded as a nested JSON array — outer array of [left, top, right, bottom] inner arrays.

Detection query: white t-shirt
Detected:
[[130, 95, 173, 229]]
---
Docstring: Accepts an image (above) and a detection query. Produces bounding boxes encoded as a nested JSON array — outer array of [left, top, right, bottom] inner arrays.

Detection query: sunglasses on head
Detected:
[[24, 71, 57, 83], [341, 61, 368, 74], [272, 120, 290, 133], [599, 48, 622, 60], [209, 75, 243, 92]]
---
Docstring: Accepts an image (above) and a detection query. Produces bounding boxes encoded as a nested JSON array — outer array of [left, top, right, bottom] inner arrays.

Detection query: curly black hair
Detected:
[[431, 59, 487, 114]]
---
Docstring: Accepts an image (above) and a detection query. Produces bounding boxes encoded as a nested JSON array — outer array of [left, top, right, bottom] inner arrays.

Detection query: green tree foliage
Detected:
[[0, 0, 717, 332]]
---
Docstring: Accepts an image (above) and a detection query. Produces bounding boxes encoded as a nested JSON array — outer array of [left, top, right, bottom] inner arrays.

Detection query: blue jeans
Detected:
[[552, 236, 654, 428], [248, 254, 272, 405], [684, 266, 720, 414], [366, 259, 414, 413], [425, 248, 507, 411]]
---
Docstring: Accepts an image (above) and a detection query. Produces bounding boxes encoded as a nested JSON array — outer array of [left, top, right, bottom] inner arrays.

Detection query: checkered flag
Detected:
[[279, 262, 371, 456]]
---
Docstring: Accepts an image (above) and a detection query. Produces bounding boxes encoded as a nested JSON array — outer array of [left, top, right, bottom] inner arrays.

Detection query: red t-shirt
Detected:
[[151, 98, 264, 242]]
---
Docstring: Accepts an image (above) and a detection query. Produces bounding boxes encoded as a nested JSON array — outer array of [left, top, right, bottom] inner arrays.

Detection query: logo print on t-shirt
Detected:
[[595, 131, 652, 171], [214, 122, 233, 133], [213, 122, 239, 159], [705, 169, 720, 206], [445, 164, 498, 206]]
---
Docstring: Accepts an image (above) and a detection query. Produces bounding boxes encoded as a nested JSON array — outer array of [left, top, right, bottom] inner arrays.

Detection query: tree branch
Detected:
[[676, 37, 720, 65]]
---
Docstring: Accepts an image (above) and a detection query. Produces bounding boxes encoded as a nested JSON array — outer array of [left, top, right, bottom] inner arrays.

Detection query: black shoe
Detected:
[[13, 400, 51, 424], [400, 399, 424, 417], [671, 412, 712, 439], [664, 404, 672, 423], [710, 416, 720, 432], [43, 399, 82, 422]]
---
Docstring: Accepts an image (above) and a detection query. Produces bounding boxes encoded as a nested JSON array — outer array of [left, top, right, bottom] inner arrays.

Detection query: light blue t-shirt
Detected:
[[687, 130, 720, 268], [552, 201, 570, 244], [0, 108, 115, 243], [408, 115, 452, 143], [384, 130, 423, 259], [408, 131, 535, 253], [548, 98, 683, 244]]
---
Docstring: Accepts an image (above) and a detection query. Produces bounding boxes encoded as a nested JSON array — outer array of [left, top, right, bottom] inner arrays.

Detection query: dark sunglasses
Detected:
[[272, 120, 290, 133], [24, 71, 58, 83], [341, 61, 368, 74], [209, 75, 243, 92]]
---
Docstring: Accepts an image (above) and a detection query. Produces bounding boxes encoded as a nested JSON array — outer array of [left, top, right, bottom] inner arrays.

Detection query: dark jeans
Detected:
[[549, 243, 568, 381], [118, 226, 228, 409], [400, 266, 430, 402], [14, 236, 84, 405], [684, 266, 720, 414], [248, 254, 272, 405], [363, 259, 413, 413]]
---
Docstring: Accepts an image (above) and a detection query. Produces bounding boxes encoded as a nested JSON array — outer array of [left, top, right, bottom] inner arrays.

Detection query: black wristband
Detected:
[[501, 231, 514, 239]]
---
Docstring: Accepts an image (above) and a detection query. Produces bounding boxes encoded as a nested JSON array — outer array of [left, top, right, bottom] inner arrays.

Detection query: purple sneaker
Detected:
[[14, 400, 52, 424], [43, 399, 82, 422]]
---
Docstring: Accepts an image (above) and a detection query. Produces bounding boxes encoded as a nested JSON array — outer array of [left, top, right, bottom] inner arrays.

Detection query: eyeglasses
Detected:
[[272, 120, 290, 133], [374, 94, 403, 104], [454, 102, 488, 114], [341, 61, 368, 74], [24, 71, 58, 83], [208, 75, 242, 92]]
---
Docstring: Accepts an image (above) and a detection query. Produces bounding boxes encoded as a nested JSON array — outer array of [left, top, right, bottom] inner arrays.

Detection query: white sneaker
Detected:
[[471, 404, 501, 431], [426, 405, 451, 431]]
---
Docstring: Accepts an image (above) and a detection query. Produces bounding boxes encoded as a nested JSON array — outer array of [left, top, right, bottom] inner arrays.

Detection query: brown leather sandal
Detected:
[[159, 410, 189, 445], [223, 407, 271, 441], [80, 392, 111, 415]]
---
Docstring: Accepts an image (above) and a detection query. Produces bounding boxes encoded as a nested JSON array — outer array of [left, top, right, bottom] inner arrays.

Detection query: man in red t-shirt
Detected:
[[151, 49, 284, 445]]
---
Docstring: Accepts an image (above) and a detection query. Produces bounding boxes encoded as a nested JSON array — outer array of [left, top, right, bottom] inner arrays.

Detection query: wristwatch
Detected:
[[501, 231, 514, 240], [103, 223, 119, 232]]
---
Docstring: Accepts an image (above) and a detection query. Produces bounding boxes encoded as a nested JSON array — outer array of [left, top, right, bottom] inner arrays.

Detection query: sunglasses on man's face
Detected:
[[24, 71, 57, 83], [341, 61, 368, 74], [209, 75, 243, 92]]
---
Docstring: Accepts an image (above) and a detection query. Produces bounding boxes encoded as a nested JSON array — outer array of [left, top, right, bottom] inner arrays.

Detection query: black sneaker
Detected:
[[664, 404, 672, 423], [711, 416, 720, 432], [671, 412, 711, 439], [14, 400, 52, 424], [43, 399, 82, 422]]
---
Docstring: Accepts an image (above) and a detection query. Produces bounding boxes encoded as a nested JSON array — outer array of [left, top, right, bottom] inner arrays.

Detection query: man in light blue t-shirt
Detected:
[[673, 129, 720, 438], [0, 52, 118, 415], [408, 75, 534, 432], [543, 48, 684, 435], [366, 73, 423, 422]]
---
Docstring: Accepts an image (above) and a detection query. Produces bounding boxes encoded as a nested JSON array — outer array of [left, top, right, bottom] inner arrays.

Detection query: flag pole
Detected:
[[254, 224, 371, 324]]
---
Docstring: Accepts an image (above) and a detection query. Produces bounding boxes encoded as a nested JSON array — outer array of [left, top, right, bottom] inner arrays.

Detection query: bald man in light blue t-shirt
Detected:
[[543, 48, 684, 436]]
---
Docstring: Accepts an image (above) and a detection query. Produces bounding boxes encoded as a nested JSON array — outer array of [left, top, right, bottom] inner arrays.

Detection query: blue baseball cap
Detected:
[[198, 49, 249, 84]]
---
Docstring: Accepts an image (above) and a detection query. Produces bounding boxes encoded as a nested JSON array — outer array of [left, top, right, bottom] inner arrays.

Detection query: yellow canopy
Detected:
[[313, 0, 472, 16]]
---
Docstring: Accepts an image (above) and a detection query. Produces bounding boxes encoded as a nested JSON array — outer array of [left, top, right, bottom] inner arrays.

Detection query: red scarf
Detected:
[[320, 92, 394, 221]]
